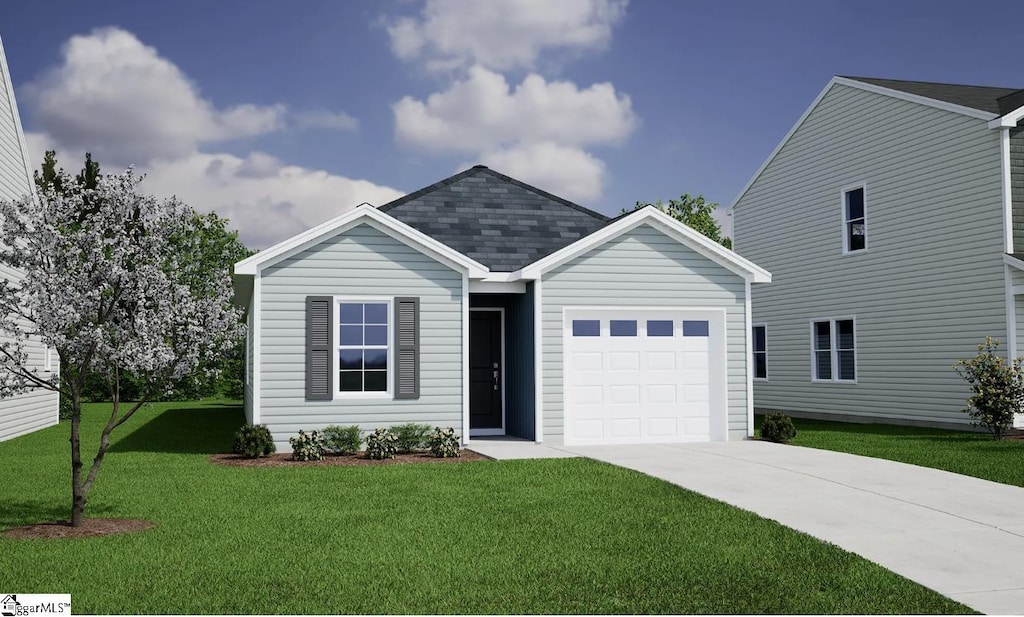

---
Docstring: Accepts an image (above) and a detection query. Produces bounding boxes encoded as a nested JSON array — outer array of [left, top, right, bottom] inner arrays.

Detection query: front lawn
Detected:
[[779, 417, 1024, 488], [0, 401, 971, 614]]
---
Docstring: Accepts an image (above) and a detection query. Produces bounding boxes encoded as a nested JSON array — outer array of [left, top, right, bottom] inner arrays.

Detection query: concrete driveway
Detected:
[[555, 441, 1024, 615], [561, 442, 1024, 613]]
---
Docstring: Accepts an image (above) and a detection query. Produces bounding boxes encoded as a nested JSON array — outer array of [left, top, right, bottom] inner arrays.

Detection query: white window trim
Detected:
[[335, 296, 393, 399], [841, 182, 868, 255], [752, 323, 767, 381], [44, 347, 53, 373], [809, 317, 858, 383]]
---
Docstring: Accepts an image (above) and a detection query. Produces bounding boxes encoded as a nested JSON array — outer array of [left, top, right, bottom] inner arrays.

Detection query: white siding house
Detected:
[[732, 76, 1024, 428], [0, 37, 59, 441]]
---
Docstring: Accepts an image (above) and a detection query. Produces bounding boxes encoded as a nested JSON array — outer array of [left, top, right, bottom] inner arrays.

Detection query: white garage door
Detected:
[[563, 309, 726, 445]]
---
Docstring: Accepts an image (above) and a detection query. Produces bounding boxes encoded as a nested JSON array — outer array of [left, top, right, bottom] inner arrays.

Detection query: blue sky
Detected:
[[1, 0, 1022, 247]]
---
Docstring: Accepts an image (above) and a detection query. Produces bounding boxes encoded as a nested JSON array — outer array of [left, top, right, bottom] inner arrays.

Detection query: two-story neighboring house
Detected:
[[731, 75, 1024, 429], [0, 37, 58, 440]]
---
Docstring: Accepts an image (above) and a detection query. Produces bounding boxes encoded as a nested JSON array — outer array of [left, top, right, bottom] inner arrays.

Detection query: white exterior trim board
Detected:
[[520, 208, 771, 283], [1001, 128, 1014, 253], [235, 204, 488, 278]]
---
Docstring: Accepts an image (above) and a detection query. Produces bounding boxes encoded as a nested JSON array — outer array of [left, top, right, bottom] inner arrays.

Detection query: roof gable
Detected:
[[380, 166, 609, 272], [0, 36, 35, 202]]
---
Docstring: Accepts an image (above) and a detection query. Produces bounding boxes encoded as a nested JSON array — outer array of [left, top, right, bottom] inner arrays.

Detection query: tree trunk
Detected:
[[69, 388, 85, 527]]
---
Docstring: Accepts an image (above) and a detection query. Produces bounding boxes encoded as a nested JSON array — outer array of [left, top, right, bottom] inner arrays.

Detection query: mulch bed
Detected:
[[210, 450, 489, 467], [2, 518, 154, 539]]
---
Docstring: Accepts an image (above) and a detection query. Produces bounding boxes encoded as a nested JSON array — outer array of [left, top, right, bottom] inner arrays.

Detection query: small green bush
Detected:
[[289, 430, 325, 461], [322, 425, 362, 455], [392, 422, 432, 453], [428, 427, 461, 458], [232, 424, 276, 458], [954, 337, 1024, 440], [365, 428, 398, 460], [760, 413, 797, 444]]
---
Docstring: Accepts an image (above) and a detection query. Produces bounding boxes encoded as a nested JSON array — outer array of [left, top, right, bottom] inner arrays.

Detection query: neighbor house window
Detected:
[[752, 325, 767, 380], [811, 319, 856, 382], [338, 300, 390, 393], [843, 186, 867, 252]]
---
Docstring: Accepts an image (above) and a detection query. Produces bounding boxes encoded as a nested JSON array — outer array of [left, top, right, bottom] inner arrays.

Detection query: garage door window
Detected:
[[647, 320, 673, 337], [572, 320, 600, 336], [610, 320, 637, 336], [682, 320, 709, 337]]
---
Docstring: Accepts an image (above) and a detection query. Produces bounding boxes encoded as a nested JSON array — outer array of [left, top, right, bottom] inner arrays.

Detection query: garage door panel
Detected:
[[564, 308, 725, 445]]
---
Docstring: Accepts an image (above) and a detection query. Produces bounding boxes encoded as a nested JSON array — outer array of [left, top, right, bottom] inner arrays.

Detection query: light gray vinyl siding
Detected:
[[0, 44, 58, 442], [733, 83, 1004, 427], [258, 223, 463, 446], [1011, 126, 1024, 251], [243, 304, 253, 424], [541, 224, 749, 441]]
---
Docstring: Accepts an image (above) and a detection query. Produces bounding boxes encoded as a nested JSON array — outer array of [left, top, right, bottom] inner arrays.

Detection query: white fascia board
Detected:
[[0, 36, 35, 198], [728, 76, 998, 214], [989, 106, 1024, 129], [1004, 253, 1024, 272], [234, 204, 489, 277], [518, 207, 772, 283]]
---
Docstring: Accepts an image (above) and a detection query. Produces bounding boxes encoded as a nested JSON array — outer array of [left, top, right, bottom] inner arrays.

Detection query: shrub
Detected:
[[232, 424, 276, 458], [289, 430, 325, 461], [954, 337, 1024, 440], [428, 427, 461, 458], [322, 425, 363, 455], [760, 413, 797, 444], [392, 422, 433, 453], [365, 428, 399, 460]]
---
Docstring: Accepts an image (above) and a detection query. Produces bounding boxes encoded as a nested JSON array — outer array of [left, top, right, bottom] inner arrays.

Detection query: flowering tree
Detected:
[[0, 169, 243, 526]]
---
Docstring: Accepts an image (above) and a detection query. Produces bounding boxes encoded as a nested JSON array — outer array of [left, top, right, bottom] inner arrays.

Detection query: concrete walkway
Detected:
[[554, 441, 1024, 615]]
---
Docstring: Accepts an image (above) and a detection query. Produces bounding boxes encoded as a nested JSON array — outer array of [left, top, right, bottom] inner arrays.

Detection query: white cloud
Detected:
[[20, 27, 402, 248], [23, 133, 404, 249], [478, 141, 606, 202], [393, 65, 636, 152], [294, 110, 359, 131], [387, 0, 628, 71], [23, 27, 287, 165]]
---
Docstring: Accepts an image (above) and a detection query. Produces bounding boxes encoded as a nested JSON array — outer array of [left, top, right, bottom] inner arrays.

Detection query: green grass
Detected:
[[768, 416, 1024, 488], [0, 401, 972, 614]]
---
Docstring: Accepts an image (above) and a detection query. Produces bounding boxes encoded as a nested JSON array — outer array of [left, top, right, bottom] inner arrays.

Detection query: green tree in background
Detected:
[[627, 193, 732, 249]]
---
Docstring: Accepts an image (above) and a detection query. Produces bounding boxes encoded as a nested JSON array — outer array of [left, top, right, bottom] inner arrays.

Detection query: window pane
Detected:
[[340, 325, 363, 346], [647, 320, 673, 337], [683, 320, 709, 337], [339, 303, 363, 324], [814, 321, 831, 350], [754, 353, 767, 379], [846, 188, 864, 220], [364, 371, 387, 392], [339, 349, 363, 370], [364, 349, 388, 370], [340, 371, 362, 391], [610, 320, 637, 337], [364, 303, 388, 325], [572, 320, 600, 336], [836, 320, 855, 350], [838, 350, 856, 380], [753, 326, 766, 352], [365, 325, 388, 346], [848, 222, 866, 251], [815, 350, 832, 380]]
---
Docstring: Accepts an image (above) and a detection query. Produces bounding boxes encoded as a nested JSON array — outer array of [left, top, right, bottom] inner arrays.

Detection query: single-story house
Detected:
[[233, 166, 771, 448]]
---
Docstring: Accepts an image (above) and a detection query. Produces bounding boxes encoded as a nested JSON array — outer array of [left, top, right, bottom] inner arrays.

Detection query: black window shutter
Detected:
[[394, 297, 420, 399], [305, 296, 333, 401]]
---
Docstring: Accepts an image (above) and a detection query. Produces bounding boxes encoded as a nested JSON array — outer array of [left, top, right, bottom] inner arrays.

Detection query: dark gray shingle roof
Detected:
[[379, 166, 610, 272], [841, 76, 1023, 115]]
